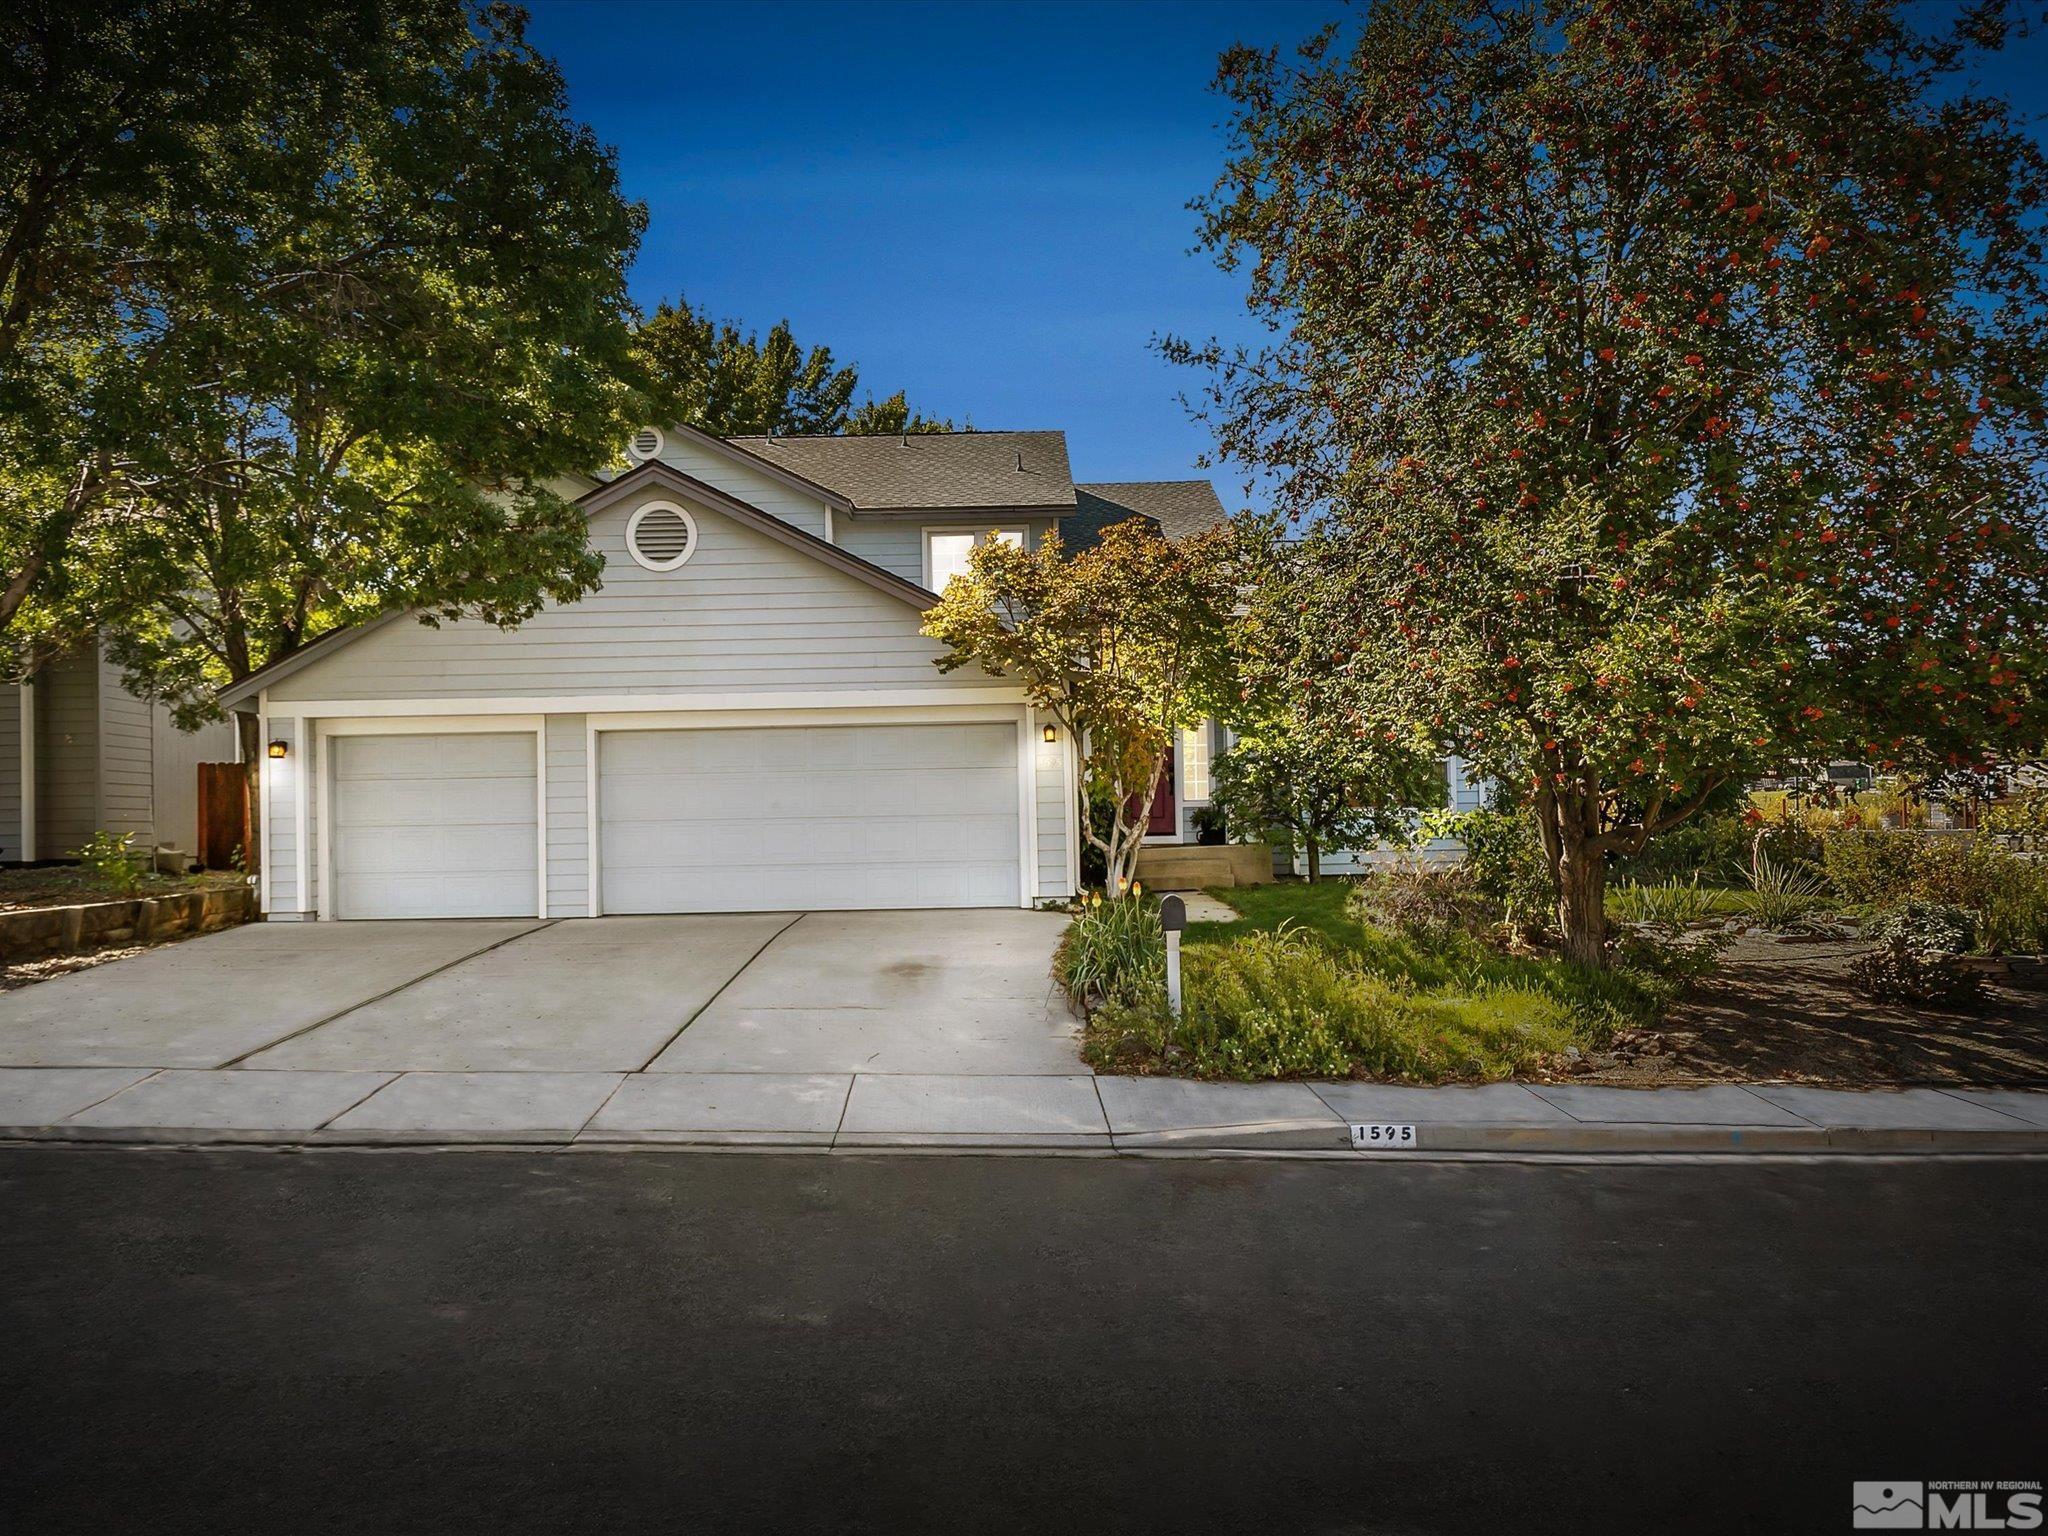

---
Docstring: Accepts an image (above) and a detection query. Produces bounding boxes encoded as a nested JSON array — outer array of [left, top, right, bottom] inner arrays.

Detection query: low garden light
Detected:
[[267, 739, 288, 760]]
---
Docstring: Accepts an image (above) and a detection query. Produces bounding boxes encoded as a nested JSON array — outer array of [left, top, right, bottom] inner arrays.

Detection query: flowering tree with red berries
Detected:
[[1168, 0, 2048, 965]]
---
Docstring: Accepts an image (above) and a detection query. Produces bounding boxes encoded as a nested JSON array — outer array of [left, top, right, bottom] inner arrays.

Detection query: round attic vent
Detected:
[[626, 501, 697, 572], [626, 424, 665, 462]]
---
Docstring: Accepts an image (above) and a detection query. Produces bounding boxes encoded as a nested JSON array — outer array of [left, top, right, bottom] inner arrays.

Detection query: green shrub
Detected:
[[1819, 830, 1923, 906], [1053, 891, 1163, 1011], [1082, 926, 1589, 1082], [1609, 876, 1712, 931], [1852, 904, 1984, 1006], [1851, 945, 1983, 1006], [1425, 807, 1553, 936], [72, 830, 148, 893], [1866, 901, 1977, 955], [1907, 838, 2048, 954], [1347, 860, 1497, 940], [1983, 787, 2048, 854]]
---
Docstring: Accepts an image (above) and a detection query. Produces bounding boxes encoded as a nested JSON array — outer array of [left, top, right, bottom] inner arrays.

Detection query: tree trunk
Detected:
[[236, 712, 262, 877], [1554, 825, 1607, 968], [1305, 831, 1321, 883]]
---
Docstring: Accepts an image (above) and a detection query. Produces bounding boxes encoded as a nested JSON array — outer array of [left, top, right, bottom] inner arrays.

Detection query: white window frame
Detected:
[[1179, 722, 1214, 805], [626, 424, 666, 462], [921, 526, 1025, 592]]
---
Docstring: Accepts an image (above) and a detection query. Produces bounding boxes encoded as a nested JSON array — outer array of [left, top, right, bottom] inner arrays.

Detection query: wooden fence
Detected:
[[195, 762, 249, 871]]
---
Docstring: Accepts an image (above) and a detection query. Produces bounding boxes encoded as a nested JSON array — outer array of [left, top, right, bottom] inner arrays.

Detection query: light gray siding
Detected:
[[270, 496, 999, 703], [655, 436, 833, 538], [264, 717, 304, 913], [35, 650, 98, 857], [97, 648, 154, 844], [1032, 716, 1071, 900], [545, 714, 589, 917], [834, 519, 925, 584]]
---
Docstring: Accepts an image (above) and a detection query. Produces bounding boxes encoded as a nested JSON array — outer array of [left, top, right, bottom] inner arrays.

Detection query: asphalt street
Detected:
[[3, 1148, 2043, 1535]]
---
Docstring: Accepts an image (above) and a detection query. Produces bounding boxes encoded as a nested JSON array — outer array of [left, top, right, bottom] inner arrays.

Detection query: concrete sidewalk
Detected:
[[4, 1067, 2046, 1153]]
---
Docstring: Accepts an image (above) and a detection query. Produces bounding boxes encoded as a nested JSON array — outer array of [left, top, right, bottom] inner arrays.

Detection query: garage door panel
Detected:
[[336, 774, 537, 830], [330, 732, 537, 919], [599, 723, 1021, 913]]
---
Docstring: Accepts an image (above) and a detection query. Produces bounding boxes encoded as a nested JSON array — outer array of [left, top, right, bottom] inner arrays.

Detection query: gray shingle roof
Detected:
[[1061, 481, 1229, 548], [725, 430, 1077, 512]]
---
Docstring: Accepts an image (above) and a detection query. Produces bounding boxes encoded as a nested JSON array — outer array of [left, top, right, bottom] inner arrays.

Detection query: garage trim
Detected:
[[584, 704, 1035, 916], [314, 715, 547, 921]]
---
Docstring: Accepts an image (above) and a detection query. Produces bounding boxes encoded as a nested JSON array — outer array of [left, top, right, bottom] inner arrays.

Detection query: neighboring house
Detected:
[[0, 641, 240, 864], [215, 423, 1230, 921]]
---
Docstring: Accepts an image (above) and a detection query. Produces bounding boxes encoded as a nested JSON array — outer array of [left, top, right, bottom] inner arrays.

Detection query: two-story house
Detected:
[[215, 424, 1227, 921]]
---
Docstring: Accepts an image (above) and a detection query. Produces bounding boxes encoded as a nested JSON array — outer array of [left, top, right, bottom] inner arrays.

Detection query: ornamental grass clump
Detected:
[[1608, 876, 1712, 931], [1738, 841, 1832, 929], [1052, 888, 1163, 1012]]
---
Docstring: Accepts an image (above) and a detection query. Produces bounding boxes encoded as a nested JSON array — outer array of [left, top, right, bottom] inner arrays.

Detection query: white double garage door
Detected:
[[328, 720, 1024, 919]]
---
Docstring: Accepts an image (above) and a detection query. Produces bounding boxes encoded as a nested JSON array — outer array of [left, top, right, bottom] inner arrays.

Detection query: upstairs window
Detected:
[[924, 528, 1024, 592]]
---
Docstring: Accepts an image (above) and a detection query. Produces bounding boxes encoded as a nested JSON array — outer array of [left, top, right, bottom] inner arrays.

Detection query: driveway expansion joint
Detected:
[[213, 919, 559, 1070]]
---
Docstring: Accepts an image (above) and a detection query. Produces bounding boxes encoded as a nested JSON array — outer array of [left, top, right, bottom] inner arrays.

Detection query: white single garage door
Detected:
[[329, 733, 538, 919], [599, 722, 1020, 913]]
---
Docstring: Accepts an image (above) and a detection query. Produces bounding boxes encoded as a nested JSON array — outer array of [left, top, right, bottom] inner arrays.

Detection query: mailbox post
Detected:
[[1159, 894, 1186, 1017]]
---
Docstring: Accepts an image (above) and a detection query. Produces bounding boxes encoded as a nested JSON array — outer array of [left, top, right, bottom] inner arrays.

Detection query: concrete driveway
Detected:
[[0, 910, 1078, 1076]]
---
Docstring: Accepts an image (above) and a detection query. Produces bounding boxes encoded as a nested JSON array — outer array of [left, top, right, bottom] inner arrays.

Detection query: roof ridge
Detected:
[[727, 427, 1065, 442]]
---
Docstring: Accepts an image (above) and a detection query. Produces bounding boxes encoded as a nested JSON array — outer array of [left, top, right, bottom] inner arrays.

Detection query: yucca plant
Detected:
[[1739, 837, 1831, 929], [1053, 888, 1164, 1011]]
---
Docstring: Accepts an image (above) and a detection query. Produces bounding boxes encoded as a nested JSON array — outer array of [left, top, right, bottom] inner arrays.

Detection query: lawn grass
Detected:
[[1074, 877, 1694, 1083], [1188, 879, 1677, 1032]]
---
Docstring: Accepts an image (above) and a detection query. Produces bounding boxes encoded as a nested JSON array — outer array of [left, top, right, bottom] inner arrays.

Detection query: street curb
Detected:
[[7, 1123, 2048, 1155]]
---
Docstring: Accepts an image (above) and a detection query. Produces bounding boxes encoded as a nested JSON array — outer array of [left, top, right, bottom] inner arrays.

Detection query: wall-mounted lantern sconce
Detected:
[[1042, 724, 1058, 744], [268, 739, 289, 760]]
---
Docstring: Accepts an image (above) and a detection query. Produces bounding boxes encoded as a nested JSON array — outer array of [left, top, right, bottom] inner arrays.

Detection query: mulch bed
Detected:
[[1574, 933, 2048, 1087]]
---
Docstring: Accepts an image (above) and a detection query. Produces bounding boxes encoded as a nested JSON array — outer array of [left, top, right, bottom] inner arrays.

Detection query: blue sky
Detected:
[[523, 0, 2048, 512], [522, 0, 1326, 505]]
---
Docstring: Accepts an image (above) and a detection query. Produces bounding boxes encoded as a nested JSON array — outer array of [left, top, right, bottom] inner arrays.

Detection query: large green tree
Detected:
[[106, 0, 641, 712], [65, 2, 644, 863], [1171, 0, 2048, 964], [634, 295, 955, 436], [0, 0, 381, 656]]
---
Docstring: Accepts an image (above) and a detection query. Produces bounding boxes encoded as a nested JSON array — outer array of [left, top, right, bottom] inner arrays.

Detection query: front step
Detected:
[[1133, 842, 1275, 890]]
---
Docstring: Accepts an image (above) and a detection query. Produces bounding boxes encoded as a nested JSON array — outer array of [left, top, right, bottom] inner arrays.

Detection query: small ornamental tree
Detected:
[[921, 519, 1236, 893], [1170, 0, 2048, 965], [1217, 526, 1445, 880]]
